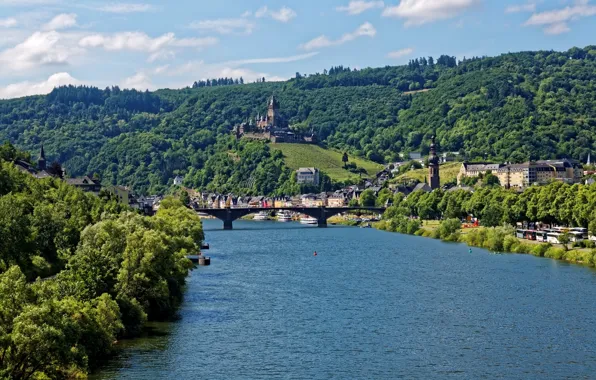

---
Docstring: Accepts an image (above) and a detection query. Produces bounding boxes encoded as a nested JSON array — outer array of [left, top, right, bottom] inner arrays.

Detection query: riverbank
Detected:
[[375, 219, 596, 268]]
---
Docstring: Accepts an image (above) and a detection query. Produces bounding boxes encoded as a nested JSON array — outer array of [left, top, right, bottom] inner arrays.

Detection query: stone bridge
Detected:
[[194, 206, 386, 230]]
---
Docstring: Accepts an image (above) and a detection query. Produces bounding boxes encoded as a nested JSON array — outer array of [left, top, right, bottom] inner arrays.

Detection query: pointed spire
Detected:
[[588, 152, 591, 166], [38, 143, 47, 171]]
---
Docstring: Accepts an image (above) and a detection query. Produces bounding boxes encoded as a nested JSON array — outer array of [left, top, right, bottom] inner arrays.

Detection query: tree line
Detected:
[[0, 145, 204, 378], [1, 46, 596, 195]]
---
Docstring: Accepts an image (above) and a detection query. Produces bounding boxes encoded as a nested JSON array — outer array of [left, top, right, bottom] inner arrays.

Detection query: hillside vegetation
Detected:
[[270, 144, 383, 182], [393, 162, 462, 185], [0, 143, 203, 377], [0, 46, 595, 194]]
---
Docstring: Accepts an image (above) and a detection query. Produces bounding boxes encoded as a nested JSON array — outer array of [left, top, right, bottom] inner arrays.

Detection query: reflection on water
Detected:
[[93, 220, 596, 379]]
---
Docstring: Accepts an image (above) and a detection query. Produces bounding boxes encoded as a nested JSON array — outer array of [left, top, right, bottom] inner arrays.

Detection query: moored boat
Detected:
[[277, 211, 292, 222], [300, 216, 318, 225], [253, 211, 269, 221]]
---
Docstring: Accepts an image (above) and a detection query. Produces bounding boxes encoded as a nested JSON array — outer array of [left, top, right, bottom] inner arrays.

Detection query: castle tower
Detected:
[[38, 144, 46, 171], [428, 136, 440, 190], [267, 95, 278, 126]]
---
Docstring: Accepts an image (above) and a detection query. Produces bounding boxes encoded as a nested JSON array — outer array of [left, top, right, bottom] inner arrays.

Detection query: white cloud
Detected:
[[254, 6, 297, 22], [79, 32, 218, 61], [223, 52, 319, 66], [0, 0, 61, 5], [544, 22, 571, 35], [336, 1, 385, 15], [0, 72, 79, 99], [300, 22, 376, 51], [122, 71, 153, 90], [0, 17, 17, 27], [524, 1, 596, 34], [189, 18, 255, 35], [505, 2, 536, 14], [382, 0, 480, 26], [0, 31, 82, 71], [96, 3, 154, 13], [43, 13, 76, 30], [388, 47, 414, 58]]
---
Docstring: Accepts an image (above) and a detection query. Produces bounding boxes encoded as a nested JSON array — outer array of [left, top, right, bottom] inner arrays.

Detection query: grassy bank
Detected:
[[270, 143, 383, 182], [375, 219, 596, 267], [392, 161, 461, 185]]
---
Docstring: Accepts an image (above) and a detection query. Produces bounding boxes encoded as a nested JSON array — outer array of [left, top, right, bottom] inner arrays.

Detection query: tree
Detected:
[[342, 152, 349, 168], [558, 232, 570, 251], [360, 189, 377, 207]]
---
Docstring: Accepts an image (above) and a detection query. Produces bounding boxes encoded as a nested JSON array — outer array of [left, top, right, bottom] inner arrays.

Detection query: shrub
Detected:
[[545, 247, 566, 260], [530, 243, 551, 257]]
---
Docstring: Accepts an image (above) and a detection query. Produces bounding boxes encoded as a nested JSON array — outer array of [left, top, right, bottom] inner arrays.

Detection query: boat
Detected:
[[253, 211, 269, 221], [361, 223, 372, 228], [300, 216, 318, 225], [277, 211, 292, 222]]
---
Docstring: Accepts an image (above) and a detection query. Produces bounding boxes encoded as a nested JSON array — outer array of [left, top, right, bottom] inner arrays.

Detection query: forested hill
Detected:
[[1, 45, 595, 194]]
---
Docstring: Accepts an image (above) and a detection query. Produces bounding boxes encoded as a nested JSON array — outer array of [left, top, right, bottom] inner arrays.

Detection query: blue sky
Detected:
[[0, 0, 594, 98]]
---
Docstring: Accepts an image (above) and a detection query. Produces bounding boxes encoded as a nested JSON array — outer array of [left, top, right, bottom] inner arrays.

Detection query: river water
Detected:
[[94, 220, 596, 379]]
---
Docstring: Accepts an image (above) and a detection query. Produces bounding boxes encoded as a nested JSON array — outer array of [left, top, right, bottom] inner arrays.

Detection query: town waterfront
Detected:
[[94, 220, 596, 379]]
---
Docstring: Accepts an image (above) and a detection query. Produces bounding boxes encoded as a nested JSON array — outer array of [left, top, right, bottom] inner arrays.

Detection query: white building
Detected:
[[173, 175, 183, 186], [296, 167, 320, 185]]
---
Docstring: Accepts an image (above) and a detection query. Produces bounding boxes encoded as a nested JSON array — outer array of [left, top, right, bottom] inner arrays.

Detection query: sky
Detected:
[[0, 0, 595, 99]]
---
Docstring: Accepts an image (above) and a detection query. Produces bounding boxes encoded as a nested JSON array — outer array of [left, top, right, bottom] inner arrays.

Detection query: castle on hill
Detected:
[[234, 95, 316, 144]]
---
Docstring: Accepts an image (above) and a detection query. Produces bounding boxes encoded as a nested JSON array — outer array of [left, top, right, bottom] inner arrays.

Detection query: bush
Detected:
[[530, 243, 551, 257], [545, 247, 566, 260], [437, 219, 461, 239]]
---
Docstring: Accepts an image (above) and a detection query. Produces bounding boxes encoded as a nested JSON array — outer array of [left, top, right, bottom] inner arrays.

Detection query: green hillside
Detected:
[[270, 144, 383, 182], [393, 162, 462, 185], [0, 45, 595, 194]]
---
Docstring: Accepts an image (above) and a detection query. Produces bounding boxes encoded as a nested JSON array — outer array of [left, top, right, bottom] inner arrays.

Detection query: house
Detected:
[[66, 176, 101, 194], [458, 159, 583, 188], [108, 185, 130, 205], [296, 167, 320, 185], [301, 194, 324, 207], [273, 196, 292, 208], [411, 183, 432, 193], [327, 192, 347, 207], [173, 175, 184, 186]]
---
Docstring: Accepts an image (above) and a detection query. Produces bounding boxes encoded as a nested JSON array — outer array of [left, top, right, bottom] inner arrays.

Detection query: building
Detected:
[[38, 144, 46, 171], [458, 159, 583, 188], [428, 136, 440, 190], [66, 176, 102, 194], [173, 175, 183, 186], [233, 95, 316, 144], [327, 192, 347, 207], [108, 185, 130, 205], [296, 167, 320, 185]]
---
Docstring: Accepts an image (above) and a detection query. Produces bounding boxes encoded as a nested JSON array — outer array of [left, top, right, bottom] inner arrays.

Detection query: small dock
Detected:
[[188, 255, 211, 266]]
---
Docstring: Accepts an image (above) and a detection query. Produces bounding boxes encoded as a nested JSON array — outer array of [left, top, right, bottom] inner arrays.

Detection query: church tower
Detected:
[[267, 95, 278, 126], [38, 144, 46, 171], [428, 135, 440, 190]]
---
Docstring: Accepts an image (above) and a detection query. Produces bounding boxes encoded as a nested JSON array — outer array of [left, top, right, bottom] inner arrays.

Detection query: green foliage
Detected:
[[0, 148, 202, 377], [360, 189, 377, 207], [4, 46, 596, 194], [269, 144, 382, 182]]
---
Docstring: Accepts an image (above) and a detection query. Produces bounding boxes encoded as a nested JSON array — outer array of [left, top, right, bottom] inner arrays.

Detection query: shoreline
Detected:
[[374, 220, 596, 268]]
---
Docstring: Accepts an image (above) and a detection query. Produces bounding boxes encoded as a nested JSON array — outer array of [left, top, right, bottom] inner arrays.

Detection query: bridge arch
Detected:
[[195, 206, 385, 230]]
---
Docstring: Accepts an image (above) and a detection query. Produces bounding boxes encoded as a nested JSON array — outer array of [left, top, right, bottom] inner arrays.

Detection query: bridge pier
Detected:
[[223, 219, 233, 230], [317, 215, 327, 228]]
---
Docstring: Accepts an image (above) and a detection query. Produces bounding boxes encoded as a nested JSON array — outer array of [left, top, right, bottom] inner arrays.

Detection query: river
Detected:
[[94, 220, 596, 379]]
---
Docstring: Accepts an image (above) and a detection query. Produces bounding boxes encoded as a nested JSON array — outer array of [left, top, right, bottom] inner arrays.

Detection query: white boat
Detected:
[[253, 211, 269, 221], [300, 216, 318, 225], [277, 211, 292, 222]]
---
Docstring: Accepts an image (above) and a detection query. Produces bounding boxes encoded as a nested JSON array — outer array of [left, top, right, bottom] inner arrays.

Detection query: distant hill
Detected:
[[270, 144, 383, 182], [0, 45, 595, 194]]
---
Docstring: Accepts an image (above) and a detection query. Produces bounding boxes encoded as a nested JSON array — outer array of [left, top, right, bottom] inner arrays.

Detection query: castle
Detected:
[[234, 95, 316, 144]]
